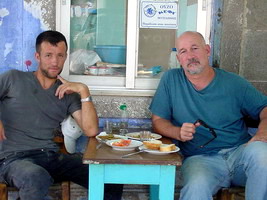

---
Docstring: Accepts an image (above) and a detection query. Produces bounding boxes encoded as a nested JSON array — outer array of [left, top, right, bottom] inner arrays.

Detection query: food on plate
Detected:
[[112, 139, 131, 147], [159, 144, 176, 152], [143, 139, 162, 150], [143, 140, 177, 152], [97, 134, 121, 140], [129, 134, 140, 138], [128, 132, 156, 139]]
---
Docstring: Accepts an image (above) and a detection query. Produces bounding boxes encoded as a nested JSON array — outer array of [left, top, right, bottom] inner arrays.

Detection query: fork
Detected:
[[96, 139, 107, 149], [121, 149, 145, 158]]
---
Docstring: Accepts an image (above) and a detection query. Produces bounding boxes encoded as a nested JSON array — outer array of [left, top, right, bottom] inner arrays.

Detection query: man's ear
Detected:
[[205, 44, 211, 56], [35, 52, 40, 62]]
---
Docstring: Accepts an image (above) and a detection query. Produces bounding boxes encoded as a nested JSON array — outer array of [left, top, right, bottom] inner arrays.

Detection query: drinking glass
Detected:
[[111, 122, 120, 135], [103, 120, 112, 134], [140, 131, 151, 141]]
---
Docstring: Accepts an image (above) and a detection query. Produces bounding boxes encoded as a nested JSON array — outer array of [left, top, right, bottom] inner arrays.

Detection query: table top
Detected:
[[83, 136, 182, 166]]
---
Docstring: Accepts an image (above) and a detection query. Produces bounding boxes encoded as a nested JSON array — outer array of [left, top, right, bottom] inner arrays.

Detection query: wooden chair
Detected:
[[0, 129, 71, 200], [216, 187, 244, 200], [0, 181, 70, 200], [216, 116, 259, 200]]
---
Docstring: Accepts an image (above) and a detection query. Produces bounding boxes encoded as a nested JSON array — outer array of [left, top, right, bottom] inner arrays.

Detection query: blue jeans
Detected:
[[180, 141, 267, 200], [0, 149, 123, 200]]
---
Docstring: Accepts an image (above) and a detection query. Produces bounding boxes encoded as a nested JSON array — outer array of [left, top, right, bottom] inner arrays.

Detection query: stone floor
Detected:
[[121, 192, 245, 200], [7, 183, 245, 200], [121, 189, 245, 200], [122, 185, 245, 200]]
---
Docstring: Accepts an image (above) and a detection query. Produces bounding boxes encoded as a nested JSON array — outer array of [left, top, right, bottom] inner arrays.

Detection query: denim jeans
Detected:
[[179, 141, 267, 200], [0, 149, 123, 200]]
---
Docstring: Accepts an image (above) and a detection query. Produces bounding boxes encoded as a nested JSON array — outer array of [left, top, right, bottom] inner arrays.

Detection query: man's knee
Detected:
[[7, 160, 53, 189], [244, 142, 267, 159], [23, 167, 52, 187], [243, 141, 267, 168]]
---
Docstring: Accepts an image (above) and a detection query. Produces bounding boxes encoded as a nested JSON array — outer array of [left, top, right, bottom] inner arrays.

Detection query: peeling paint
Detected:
[[4, 42, 13, 58], [0, 7, 9, 26], [24, 1, 50, 30], [0, 0, 55, 73], [83, 161, 100, 164]]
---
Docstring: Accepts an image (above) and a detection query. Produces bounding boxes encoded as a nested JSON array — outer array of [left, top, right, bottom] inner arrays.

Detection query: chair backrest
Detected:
[[53, 128, 68, 154]]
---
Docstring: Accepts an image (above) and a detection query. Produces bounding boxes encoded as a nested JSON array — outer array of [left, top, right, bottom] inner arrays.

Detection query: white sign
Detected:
[[140, 1, 178, 29]]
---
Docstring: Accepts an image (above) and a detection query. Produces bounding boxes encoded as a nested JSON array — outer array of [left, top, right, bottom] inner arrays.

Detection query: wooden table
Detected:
[[83, 137, 182, 200]]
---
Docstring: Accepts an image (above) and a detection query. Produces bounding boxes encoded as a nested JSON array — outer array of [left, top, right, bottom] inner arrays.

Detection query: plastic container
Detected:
[[98, 66, 114, 76], [94, 45, 126, 64], [87, 66, 98, 75], [168, 48, 179, 69], [119, 103, 129, 135]]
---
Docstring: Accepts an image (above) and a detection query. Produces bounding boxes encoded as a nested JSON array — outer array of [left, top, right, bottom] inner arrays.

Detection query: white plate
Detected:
[[126, 132, 162, 140], [96, 132, 127, 141], [106, 139, 143, 151], [139, 145, 180, 155]]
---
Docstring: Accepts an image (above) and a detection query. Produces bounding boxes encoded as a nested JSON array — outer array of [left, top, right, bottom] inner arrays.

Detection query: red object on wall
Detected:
[[25, 60, 32, 71]]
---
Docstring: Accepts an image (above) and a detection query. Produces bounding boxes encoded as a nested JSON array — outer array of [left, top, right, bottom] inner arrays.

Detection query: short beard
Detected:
[[186, 58, 203, 75], [41, 68, 61, 79], [187, 67, 203, 75]]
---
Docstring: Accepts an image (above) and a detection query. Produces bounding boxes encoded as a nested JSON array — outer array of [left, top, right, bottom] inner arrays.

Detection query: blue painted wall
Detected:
[[0, 0, 44, 73]]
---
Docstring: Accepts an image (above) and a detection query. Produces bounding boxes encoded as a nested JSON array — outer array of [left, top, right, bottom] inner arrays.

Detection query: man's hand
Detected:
[[152, 114, 200, 142], [55, 75, 89, 99], [56, 76, 98, 137], [248, 134, 267, 143], [0, 120, 6, 141], [179, 122, 200, 142]]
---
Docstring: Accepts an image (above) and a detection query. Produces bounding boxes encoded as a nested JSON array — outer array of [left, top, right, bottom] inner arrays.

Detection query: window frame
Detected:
[[56, 0, 212, 96]]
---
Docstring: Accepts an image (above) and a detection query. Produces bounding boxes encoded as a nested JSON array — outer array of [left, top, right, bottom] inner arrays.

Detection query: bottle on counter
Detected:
[[119, 103, 129, 135], [168, 48, 179, 69]]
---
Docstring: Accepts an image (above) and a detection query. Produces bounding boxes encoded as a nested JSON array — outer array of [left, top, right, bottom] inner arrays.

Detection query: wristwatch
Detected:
[[81, 96, 93, 102]]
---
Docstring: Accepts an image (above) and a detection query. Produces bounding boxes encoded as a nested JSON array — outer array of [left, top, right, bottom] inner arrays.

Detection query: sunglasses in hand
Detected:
[[194, 119, 217, 148]]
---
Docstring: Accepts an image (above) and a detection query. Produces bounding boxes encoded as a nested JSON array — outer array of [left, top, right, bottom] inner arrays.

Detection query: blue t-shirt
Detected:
[[149, 68, 267, 157]]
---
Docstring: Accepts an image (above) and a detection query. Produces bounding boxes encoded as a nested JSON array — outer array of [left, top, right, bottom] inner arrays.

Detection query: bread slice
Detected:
[[143, 139, 162, 150], [159, 144, 176, 152]]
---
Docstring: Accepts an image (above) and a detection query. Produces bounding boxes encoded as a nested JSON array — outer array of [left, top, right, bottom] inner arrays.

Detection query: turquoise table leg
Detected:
[[88, 164, 176, 200], [88, 164, 105, 200], [150, 165, 176, 200], [150, 185, 159, 200]]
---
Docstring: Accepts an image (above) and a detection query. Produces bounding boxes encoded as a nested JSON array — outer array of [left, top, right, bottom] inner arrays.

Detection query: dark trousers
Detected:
[[0, 150, 123, 200]]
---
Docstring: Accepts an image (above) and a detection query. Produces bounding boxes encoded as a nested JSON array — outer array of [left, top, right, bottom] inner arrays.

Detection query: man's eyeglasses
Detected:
[[194, 119, 217, 148]]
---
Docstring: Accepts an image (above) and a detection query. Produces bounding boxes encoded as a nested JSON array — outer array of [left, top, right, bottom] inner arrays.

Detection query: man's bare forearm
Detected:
[[152, 115, 181, 140]]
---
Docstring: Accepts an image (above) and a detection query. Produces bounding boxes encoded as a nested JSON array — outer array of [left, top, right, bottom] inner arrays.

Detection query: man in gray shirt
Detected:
[[0, 30, 123, 200]]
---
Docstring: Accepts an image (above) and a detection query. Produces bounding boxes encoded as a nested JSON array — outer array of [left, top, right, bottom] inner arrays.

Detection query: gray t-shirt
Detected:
[[0, 70, 81, 158]]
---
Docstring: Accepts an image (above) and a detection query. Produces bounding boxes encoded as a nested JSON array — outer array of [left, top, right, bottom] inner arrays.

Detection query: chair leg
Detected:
[[61, 181, 70, 200], [0, 181, 71, 200], [217, 188, 232, 200], [0, 183, 8, 200]]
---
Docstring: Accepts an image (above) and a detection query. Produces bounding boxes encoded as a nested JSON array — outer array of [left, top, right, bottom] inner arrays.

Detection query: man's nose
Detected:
[[51, 56, 59, 65]]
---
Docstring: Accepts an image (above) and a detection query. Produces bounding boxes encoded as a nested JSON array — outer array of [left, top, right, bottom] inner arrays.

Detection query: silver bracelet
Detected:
[[81, 96, 93, 102]]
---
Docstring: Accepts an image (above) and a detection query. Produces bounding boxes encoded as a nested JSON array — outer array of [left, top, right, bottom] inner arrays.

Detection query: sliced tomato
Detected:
[[112, 139, 131, 147]]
